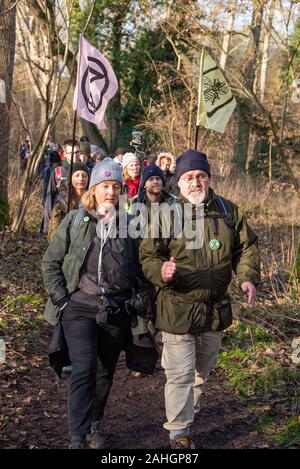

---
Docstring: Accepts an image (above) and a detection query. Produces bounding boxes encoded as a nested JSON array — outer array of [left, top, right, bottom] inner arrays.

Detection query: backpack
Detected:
[[207, 195, 238, 240], [215, 196, 236, 231]]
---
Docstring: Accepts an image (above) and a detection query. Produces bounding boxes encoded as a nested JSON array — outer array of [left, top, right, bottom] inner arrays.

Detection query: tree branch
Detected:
[[0, 0, 21, 18]]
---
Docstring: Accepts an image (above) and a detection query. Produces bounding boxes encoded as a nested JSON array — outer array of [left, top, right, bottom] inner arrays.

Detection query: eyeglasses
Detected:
[[181, 174, 209, 184]]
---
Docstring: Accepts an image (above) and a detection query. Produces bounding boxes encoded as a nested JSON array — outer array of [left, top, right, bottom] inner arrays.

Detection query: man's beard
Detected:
[[186, 189, 207, 204]]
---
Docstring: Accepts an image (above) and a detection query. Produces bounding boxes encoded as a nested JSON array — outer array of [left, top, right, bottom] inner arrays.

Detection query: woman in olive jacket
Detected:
[[42, 158, 149, 449]]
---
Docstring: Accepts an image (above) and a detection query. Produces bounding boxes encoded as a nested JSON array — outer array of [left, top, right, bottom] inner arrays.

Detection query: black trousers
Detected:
[[62, 312, 130, 438]]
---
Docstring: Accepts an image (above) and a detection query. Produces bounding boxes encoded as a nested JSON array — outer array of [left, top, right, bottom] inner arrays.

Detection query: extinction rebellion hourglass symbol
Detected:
[[81, 56, 110, 115]]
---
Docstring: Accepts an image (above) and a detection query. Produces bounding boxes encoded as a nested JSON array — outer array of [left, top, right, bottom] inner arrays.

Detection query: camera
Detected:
[[125, 290, 150, 319], [130, 129, 146, 152]]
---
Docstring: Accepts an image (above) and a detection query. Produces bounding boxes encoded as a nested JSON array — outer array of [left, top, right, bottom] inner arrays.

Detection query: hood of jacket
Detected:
[[156, 152, 176, 172]]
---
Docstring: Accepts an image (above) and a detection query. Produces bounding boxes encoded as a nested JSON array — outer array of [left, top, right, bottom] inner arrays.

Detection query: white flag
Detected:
[[73, 34, 119, 130], [196, 49, 236, 133]]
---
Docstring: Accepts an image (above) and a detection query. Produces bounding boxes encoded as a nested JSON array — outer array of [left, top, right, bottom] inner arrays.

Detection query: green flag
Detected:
[[196, 49, 236, 133]]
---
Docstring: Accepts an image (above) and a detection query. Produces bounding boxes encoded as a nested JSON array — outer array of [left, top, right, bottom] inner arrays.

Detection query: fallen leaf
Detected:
[[23, 396, 32, 405]]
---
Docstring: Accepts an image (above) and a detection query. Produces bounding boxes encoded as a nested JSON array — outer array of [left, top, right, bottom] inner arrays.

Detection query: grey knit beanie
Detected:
[[122, 152, 140, 169], [89, 157, 123, 189]]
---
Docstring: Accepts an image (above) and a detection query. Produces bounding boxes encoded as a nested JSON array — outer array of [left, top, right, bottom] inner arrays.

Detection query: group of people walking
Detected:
[[41, 141, 260, 450]]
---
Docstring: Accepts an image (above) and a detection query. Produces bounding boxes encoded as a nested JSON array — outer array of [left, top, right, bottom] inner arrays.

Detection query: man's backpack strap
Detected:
[[215, 196, 236, 232], [70, 206, 86, 241]]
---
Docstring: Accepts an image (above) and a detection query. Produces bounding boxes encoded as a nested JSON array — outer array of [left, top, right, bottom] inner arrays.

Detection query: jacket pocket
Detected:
[[157, 290, 207, 334], [211, 294, 233, 331]]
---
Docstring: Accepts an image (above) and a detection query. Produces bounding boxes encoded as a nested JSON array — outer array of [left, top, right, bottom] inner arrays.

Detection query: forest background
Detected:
[[0, 0, 299, 449]]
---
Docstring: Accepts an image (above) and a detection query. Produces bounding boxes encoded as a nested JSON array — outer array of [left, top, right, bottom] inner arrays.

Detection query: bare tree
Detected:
[[0, 0, 16, 229], [11, 0, 96, 234], [144, 0, 300, 195], [16, 10, 56, 142], [220, 0, 238, 70], [260, 0, 276, 103], [234, 0, 265, 170]]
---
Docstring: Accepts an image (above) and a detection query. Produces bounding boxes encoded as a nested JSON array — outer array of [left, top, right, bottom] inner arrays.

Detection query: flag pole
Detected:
[[194, 126, 199, 151], [195, 46, 205, 150], [67, 110, 77, 213]]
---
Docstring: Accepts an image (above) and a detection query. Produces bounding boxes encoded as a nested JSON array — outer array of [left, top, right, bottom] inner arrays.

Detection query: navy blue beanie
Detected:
[[140, 164, 165, 188], [175, 149, 211, 182]]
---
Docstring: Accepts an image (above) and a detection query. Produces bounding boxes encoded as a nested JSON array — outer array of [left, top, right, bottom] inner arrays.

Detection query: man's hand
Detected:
[[241, 281, 256, 307], [161, 257, 176, 283]]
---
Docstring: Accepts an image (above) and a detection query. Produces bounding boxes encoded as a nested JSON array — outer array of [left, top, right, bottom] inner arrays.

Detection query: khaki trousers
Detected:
[[161, 330, 222, 432]]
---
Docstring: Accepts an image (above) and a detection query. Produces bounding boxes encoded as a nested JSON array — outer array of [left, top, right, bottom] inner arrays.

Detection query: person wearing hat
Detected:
[[42, 158, 151, 449], [140, 149, 260, 449], [156, 151, 179, 195], [79, 141, 94, 171], [129, 165, 178, 378], [47, 162, 90, 243], [122, 152, 141, 198], [130, 164, 178, 218]]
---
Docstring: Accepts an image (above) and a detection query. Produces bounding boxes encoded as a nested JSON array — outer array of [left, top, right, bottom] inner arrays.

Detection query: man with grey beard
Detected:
[[139, 149, 260, 449]]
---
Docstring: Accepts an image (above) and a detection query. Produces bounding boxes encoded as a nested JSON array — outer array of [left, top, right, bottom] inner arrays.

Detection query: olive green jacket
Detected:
[[139, 189, 260, 334], [42, 209, 147, 328]]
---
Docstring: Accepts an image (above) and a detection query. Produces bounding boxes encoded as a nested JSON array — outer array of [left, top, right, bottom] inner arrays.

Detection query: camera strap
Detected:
[[97, 218, 114, 287]]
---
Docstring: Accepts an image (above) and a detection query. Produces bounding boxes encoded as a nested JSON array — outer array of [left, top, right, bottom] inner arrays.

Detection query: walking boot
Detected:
[[86, 421, 107, 449], [170, 435, 195, 449], [69, 438, 85, 449]]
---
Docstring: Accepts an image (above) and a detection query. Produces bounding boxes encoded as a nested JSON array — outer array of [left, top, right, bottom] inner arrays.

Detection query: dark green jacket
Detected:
[[129, 189, 178, 228], [42, 208, 143, 326], [139, 189, 260, 334], [130, 189, 179, 322], [131, 189, 177, 206]]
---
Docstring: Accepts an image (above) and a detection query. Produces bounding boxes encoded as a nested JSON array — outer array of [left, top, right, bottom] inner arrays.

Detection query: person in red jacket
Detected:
[[122, 153, 141, 198]]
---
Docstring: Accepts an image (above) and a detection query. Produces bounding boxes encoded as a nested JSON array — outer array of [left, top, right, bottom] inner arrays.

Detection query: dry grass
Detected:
[[212, 172, 300, 300], [8, 160, 43, 232]]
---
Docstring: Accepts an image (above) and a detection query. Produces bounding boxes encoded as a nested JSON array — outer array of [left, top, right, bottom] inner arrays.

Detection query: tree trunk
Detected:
[[247, 0, 276, 172], [0, 1, 16, 229], [234, 0, 264, 171], [260, 0, 275, 103], [220, 0, 238, 70]]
